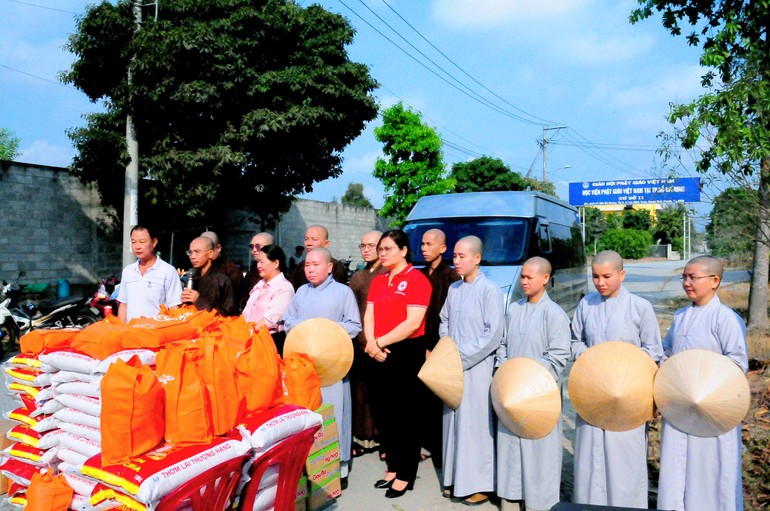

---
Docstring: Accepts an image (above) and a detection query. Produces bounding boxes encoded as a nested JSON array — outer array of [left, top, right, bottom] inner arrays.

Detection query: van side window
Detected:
[[538, 224, 551, 253]]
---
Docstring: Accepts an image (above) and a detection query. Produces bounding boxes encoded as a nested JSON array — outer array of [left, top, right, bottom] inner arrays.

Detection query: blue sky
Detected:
[[0, 0, 717, 224]]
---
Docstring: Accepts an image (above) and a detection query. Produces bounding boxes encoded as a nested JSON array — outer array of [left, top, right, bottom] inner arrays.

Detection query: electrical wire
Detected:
[[0, 63, 75, 89], [5, 0, 77, 14]]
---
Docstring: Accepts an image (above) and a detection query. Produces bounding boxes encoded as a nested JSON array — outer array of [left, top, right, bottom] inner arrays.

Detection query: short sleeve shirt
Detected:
[[367, 264, 432, 338], [117, 257, 183, 321]]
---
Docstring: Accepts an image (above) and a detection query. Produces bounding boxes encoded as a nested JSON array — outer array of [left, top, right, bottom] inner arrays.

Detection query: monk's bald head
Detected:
[[424, 228, 447, 245], [593, 250, 623, 271], [686, 255, 723, 279], [523, 256, 552, 277], [457, 235, 482, 256]]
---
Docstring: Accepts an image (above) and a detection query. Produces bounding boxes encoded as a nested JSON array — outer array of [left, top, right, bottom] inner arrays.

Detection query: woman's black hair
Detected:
[[379, 229, 412, 264], [260, 244, 288, 274]]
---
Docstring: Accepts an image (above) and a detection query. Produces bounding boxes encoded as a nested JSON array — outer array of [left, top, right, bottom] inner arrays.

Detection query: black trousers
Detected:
[[366, 337, 423, 483]]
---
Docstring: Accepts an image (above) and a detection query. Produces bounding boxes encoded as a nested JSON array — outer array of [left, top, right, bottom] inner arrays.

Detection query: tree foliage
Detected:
[[599, 229, 654, 260], [621, 208, 652, 231], [653, 203, 685, 244], [341, 182, 373, 208], [450, 155, 555, 195], [583, 207, 607, 245], [707, 187, 757, 260], [631, 0, 770, 329], [63, 0, 378, 227], [373, 102, 453, 226], [0, 128, 21, 161]]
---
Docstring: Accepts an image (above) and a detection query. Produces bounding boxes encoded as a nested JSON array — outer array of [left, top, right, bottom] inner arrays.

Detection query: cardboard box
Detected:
[[307, 462, 341, 511], [314, 404, 334, 423], [295, 475, 308, 511], [307, 458, 340, 487], [308, 418, 338, 454], [305, 442, 340, 475], [0, 419, 16, 495]]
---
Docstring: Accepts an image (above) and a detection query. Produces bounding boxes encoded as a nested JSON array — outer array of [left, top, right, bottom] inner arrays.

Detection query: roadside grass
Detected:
[[651, 283, 770, 511]]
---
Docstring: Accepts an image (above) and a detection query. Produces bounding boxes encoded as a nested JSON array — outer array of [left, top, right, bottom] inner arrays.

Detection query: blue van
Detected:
[[403, 191, 588, 316]]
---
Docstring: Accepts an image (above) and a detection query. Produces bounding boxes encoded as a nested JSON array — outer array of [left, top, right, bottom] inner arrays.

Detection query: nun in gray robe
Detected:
[[570, 286, 663, 508], [439, 271, 504, 498], [657, 295, 748, 511], [496, 291, 571, 511]]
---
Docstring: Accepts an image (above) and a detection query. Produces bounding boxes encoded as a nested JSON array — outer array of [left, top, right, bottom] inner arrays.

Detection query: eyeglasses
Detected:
[[186, 249, 210, 256], [377, 246, 399, 254], [680, 274, 717, 282], [359, 243, 377, 250], [248, 244, 262, 250]]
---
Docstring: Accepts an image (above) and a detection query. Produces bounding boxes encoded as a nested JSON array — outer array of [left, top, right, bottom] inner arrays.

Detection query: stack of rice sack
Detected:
[[304, 403, 341, 511], [0, 328, 81, 508]]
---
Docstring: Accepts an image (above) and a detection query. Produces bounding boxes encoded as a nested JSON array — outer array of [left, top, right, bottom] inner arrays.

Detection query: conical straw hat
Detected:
[[418, 336, 463, 409], [654, 349, 749, 437], [568, 341, 658, 431], [491, 358, 561, 439], [284, 318, 353, 387]]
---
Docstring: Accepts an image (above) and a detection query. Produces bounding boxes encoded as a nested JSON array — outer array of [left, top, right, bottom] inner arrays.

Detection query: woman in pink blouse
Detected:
[[241, 244, 295, 354]]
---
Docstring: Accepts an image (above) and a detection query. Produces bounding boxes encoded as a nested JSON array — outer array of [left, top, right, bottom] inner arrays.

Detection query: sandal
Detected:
[[351, 442, 366, 458]]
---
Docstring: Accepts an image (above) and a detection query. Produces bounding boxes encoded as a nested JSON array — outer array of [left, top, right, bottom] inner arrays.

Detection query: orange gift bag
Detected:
[[235, 326, 284, 413], [100, 355, 165, 465], [20, 328, 80, 355], [283, 352, 322, 410], [26, 468, 73, 511], [71, 316, 157, 359], [195, 339, 244, 435], [156, 343, 214, 445]]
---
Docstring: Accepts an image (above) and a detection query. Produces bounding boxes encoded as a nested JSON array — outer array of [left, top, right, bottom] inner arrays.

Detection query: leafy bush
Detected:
[[598, 229, 654, 260]]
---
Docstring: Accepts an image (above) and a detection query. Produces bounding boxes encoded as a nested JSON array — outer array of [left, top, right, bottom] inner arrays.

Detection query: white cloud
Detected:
[[20, 140, 74, 167], [558, 32, 656, 65], [431, 0, 588, 29]]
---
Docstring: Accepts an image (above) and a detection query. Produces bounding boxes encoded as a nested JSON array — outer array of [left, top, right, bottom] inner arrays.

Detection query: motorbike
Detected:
[[88, 275, 119, 318], [0, 272, 100, 353]]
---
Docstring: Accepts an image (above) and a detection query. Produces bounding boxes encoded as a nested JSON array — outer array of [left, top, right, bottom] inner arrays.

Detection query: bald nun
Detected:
[[438, 236, 504, 506], [496, 257, 571, 511], [570, 250, 663, 508], [657, 256, 747, 511]]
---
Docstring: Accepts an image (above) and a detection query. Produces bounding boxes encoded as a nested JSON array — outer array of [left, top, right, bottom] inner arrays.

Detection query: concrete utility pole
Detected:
[[122, 0, 142, 267], [542, 125, 567, 181]]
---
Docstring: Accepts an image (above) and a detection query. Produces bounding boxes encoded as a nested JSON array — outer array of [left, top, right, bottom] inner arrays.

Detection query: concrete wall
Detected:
[[1, 161, 388, 286], [0, 161, 122, 287]]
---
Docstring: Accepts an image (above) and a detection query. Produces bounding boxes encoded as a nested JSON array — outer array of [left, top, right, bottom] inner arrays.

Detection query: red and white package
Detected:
[[51, 370, 94, 385], [4, 366, 55, 387], [91, 349, 157, 375], [3, 442, 59, 467], [82, 436, 250, 504], [235, 405, 322, 452], [70, 493, 88, 511], [6, 425, 65, 449], [5, 407, 59, 432], [58, 422, 101, 444], [53, 407, 100, 429], [55, 394, 101, 417], [63, 471, 98, 497], [60, 433, 101, 458], [57, 447, 89, 468], [54, 381, 101, 398], [6, 353, 57, 373], [39, 349, 99, 373], [0, 457, 43, 486], [33, 399, 66, 417]]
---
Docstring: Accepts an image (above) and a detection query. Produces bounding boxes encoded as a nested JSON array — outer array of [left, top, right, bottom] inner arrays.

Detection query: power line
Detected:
[[0, 63, 75, 89], [5, 0, 77, 14]]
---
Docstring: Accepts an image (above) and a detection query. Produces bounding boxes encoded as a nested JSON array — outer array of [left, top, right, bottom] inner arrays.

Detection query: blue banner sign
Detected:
[[568, 177, 701, 206]]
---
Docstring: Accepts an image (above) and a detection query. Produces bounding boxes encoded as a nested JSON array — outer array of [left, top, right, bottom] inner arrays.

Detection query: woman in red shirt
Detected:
[[364, 230, 432, 499]]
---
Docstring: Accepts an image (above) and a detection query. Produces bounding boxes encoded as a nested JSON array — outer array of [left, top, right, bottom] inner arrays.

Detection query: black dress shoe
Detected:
[[340, 476, 348, 490], [384, 481, 414, 499], [373, 479, 394, 489]]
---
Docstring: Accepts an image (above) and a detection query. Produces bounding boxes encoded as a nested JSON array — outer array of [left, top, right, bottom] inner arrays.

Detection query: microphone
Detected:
[[186, 268, 196, 290]]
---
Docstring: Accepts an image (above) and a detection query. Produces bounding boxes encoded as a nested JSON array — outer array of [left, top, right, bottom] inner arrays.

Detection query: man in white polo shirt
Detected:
[[117, 225, 182, 322]]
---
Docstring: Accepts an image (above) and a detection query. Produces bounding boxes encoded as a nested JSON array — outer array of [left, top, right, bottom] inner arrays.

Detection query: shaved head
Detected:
[[687, 255, 723, 279], [523, 256, 552, 276], [308, 247, 332, 264], [424, 228, 447, 245], [458, 235, 483, 255], [593, 250, 623, 271]]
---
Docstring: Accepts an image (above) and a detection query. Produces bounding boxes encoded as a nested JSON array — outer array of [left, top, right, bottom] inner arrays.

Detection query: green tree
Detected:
[[606, 213, 623, 231], [707, 187, 757, 260], [583, 207, 607, 245], [621, 208, 653, 231], [450, 156, 555, 195], [373, 102, 453, 226], [631, 1, 770, 329], [653, 203, 685, 245], [0, 128, 21, 161], [64, 0, 378, 227], [341, 182, 373, 208], [598, 229, 654, 260]]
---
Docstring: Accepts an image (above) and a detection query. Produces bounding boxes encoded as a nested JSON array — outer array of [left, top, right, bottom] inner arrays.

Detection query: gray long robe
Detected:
[[570, 287, 663, 508], [657, 295, 748, 511], [283, 276, 361, 478], [496, 291, 570, 510], [438, 271, 504, 497]]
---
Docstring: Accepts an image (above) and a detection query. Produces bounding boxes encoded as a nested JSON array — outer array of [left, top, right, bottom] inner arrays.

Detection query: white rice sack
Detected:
[[58, 422, 101, 444], [5, 407, 59, 432], [251, 483, 277, 511], [6, 353, 58, 373], [33, 399, 66, 417], [51, 370, 94, 385], [57, 461, 82, 476], [53, 408, 100, 429], [4, 366, 55, 387], [60, 433, 101, 458], [55, 394, 101, 417], [39, 351, 98, 374], [3, 442, 59, 467], [0, 457, 44, 486], [91, 349, 157, 375], [70, 493, 88, 511], [54, 381, 101, 398], [34, 386, 55, 405], [236, 406, 322, 453], [64, 472, 98, 497], [6, 425, 65, 449], [57, 447, 88, 468]]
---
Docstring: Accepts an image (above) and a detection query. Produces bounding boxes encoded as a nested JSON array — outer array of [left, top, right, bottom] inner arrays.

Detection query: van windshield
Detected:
[[403, 218, 530, 266]]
